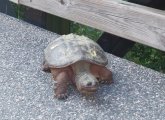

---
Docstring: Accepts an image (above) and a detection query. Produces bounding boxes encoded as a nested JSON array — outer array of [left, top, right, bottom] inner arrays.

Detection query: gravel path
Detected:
[[0, 13, 165, 120]]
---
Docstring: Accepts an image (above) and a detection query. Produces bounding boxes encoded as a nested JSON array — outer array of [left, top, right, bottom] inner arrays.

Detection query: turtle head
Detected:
[[76, 73, 98, 95], [74, 61, 98, 95]]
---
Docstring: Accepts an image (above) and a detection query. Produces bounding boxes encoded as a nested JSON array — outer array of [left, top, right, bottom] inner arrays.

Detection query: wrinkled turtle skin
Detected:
[[43, 34, 113, 99]]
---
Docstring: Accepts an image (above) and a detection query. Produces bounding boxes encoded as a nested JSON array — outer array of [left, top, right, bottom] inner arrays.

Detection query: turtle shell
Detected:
[[44, 34, 108, 68]]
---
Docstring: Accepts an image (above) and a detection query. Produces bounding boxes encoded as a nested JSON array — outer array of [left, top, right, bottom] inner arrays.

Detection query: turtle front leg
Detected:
[[98, 67, 113, 84], [90, 64, 113, 84], [50, 68, 70, 99]]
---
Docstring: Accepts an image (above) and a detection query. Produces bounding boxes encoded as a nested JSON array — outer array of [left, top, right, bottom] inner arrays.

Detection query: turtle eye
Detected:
[[96, 77, 100, 80]]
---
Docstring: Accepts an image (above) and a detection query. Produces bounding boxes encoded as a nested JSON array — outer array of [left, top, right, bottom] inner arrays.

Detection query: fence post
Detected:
[[22, 7, 71, 34], [45, 13, 70, 35]]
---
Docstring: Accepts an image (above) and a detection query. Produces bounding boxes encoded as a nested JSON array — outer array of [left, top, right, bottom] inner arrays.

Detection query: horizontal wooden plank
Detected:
[[9, 0, 19, 4], [10, 0, 165, 51]]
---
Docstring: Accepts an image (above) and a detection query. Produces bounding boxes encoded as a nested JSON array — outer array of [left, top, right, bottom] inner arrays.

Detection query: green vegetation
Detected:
[[13, 4, 26, 19], [125, 44, 165, 73], [71, 23, 102, 41]]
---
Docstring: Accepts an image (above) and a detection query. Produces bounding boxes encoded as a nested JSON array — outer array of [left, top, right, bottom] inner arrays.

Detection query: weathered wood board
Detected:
[[9, 0, 165, 51], [9, 0, 19, 4]]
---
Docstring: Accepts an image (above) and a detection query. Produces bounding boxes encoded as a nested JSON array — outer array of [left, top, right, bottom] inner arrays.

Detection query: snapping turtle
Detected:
[[43, 34, 112, 99]]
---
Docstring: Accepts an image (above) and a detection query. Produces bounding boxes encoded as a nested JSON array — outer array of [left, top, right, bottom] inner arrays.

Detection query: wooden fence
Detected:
[[10, 0, 165, 51]]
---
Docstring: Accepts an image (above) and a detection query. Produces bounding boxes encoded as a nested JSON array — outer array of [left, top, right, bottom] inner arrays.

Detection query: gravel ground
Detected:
[[0, 13, 165, 120]]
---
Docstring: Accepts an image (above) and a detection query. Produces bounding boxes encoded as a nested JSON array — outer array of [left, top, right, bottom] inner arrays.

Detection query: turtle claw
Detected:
[[99, 79, 113, 84], [54, 93, 68, 100]]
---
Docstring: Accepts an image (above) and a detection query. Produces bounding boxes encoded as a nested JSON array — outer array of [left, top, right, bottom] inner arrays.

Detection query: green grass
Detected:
[[125, 44, 165, 73], [71, 22, 102, 41]]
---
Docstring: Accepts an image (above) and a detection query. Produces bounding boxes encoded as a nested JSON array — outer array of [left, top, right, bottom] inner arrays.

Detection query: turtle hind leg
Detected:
[[42, 60, 51, 73], [50, 68, 70, 100]]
